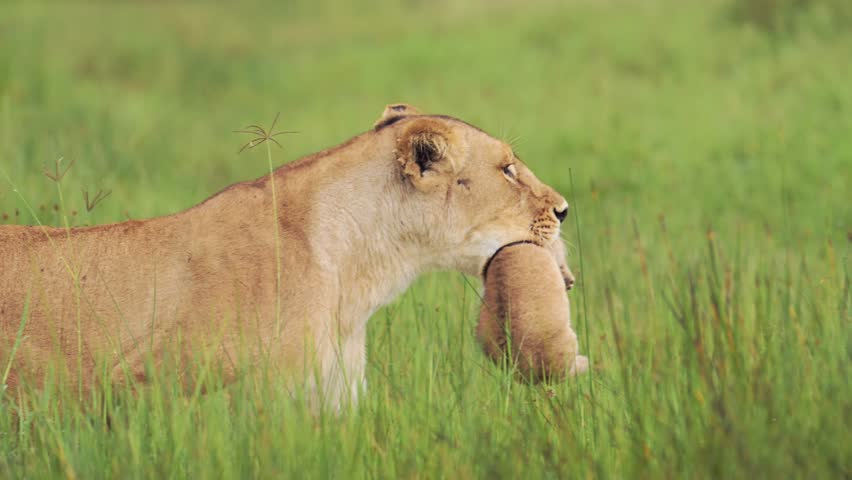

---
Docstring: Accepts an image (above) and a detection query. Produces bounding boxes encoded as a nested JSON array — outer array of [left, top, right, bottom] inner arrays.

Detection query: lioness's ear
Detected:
[[374, 103, 422, 129], [397, 119, 456, 191]]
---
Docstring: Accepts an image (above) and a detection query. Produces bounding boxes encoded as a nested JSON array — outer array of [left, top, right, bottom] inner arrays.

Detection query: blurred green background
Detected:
[[1, 0, 850, 478], [2, 0, 848, 244]]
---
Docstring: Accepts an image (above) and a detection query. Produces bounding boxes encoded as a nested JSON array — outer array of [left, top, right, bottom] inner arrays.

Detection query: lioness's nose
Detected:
[[554, 204, 569, 223]]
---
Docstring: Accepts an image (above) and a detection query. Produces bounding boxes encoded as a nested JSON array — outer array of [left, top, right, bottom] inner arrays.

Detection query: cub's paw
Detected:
[[560, 264, 576, 290]]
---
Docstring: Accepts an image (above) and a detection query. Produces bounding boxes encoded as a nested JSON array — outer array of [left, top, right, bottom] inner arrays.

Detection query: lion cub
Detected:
[[477, 243, 589, 382]]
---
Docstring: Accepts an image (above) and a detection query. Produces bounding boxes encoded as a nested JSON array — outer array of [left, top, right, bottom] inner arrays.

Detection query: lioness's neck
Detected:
[[267, 130, 425, 323]]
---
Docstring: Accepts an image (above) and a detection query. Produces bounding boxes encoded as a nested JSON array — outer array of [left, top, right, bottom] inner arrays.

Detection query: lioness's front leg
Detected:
[[312, 328, 367, 412]]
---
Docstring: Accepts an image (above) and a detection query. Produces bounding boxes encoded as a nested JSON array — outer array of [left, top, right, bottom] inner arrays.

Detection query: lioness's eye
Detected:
[[502, 164, 518, 179]]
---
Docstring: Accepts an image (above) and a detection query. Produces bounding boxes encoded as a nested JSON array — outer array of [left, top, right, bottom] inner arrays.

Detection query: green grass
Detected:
[[1, 0, 850, 477]]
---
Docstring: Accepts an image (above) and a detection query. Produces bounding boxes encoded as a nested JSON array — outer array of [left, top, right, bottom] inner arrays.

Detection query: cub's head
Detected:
[[376, 104, 570, 282]]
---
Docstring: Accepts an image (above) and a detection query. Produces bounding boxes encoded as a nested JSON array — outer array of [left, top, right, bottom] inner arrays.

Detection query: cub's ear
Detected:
[[397, 118, 457, 191], [374, 103, 422, 129]]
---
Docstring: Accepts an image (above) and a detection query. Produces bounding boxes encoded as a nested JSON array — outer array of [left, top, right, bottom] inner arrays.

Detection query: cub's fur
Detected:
[[478, 243, 588, 382], [0, 104, 571, 409]]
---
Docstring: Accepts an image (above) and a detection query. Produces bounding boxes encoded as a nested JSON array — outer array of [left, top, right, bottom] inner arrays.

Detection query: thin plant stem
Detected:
[[569, 167, 596, 449], [235, 113, 296, 337], [266, 140, 283, 336], [53, 165, 85, 402], [1, 292, 30, 389]]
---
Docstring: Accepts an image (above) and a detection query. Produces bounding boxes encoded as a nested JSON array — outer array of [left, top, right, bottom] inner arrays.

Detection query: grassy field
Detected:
[[1, 0, 850, 477]]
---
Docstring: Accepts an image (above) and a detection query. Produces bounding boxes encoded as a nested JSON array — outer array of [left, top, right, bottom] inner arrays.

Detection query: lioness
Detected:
[[0, 105, 571, 409]]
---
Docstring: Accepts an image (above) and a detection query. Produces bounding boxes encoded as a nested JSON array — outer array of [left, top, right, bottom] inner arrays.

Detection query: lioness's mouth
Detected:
[[529, 220, 559, 246]]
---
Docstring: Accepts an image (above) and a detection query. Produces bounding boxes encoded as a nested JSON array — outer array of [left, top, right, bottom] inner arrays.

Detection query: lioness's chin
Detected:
[[459, 256, 493, 278], [469, 237, 537, 276]]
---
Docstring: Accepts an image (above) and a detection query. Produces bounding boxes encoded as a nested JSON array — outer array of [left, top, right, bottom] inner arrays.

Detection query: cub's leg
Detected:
[[564, 291, 589, 377]]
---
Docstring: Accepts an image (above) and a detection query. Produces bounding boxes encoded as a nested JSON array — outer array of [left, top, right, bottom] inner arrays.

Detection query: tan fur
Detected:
[[477, 243, 588, 382], [0, 104, 570, 409]]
